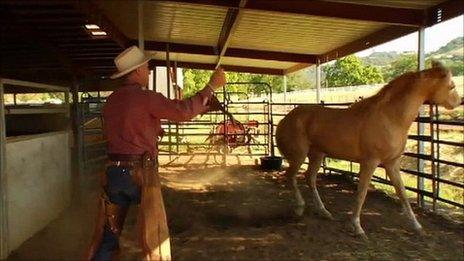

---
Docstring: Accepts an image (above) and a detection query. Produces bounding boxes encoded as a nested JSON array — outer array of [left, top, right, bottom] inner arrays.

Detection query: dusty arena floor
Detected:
[[8, 162, 464, 260]]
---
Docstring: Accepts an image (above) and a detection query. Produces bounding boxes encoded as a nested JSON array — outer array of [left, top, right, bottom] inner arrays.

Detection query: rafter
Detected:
[[426, 0, 464, 26], [215, 0, 247, 68], [149, 60, 284, 75], [73, 0, 130, 48], [141, 40, 317, 63], [284, 63, 311, 75], [156, 0, 425, 26], [1, 11, 89, 76]]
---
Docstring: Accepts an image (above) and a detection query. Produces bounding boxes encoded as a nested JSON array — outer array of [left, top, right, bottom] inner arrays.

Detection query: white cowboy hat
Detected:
[[110, 46, 151, 79]]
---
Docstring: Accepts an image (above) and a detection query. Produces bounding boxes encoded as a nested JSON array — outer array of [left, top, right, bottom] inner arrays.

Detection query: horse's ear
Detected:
[[431, 60, 445, 68]]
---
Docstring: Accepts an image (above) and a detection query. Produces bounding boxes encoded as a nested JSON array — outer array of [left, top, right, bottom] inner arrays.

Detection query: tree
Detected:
[[323, 55, 384, 87], [183, 69, 284, 97], [182, 69, 212, 97], [382, 53, 417, 82]]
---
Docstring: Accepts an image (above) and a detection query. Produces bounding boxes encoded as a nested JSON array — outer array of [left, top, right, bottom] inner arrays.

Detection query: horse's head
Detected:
[[421, 61, 461, 109]]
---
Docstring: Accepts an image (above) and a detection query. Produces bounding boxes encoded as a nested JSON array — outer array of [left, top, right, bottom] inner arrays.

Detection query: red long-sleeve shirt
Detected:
[[103, 80, 213, 156]]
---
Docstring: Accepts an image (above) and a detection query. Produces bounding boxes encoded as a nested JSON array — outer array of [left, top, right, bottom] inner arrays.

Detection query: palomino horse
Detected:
[[275, 61, 461, 239]]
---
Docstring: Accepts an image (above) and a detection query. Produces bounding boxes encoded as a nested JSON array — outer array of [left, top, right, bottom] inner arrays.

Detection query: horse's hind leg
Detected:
[[286, 157, 306, 216], [305, 151, 333, 219], [384, 159, 424, 234]]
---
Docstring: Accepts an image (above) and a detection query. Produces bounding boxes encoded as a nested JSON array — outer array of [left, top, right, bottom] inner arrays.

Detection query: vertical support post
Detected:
[[13, 93, 16, 106], [72, 81, 83, 177], [434, 104, 441, 211], [0, 79, 9, 259], [148, 70, 154, 91], [222, 84, 227, 166], [417, 27, 426, 208], [269, 83, 274, 157], [138, 0, 144, 51], [166, 43, 172, 160], [70, 80, 81, 204], [153, 68, 157, 92], [283, 75, 287, 102], [429, 105, 437, 211], [316, 62, 321, 103], [173, 61, 180, 155]]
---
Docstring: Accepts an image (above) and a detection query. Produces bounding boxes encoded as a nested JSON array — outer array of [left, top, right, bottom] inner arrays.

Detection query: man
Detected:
[[86, 46, 226, 260]]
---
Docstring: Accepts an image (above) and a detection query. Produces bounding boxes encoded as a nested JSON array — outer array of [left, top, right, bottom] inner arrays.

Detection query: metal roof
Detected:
[[0, 0, 463, 87]]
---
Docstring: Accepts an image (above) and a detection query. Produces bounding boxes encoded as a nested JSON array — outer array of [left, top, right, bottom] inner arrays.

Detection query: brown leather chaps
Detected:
[[86, 154, 171, 260]]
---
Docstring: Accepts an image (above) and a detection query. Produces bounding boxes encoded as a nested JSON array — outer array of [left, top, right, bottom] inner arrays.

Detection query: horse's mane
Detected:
[[350, 71, 418, 109]]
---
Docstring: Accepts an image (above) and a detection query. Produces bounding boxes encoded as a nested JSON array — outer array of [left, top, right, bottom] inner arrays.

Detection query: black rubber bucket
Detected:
[[260, 156, 283, 170]]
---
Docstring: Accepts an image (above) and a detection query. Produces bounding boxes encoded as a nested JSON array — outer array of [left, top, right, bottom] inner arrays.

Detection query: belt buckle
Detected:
[[142, 152, 151, 168]]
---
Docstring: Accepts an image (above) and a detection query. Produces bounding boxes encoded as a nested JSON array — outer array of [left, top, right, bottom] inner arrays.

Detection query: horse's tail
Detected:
[[275, 110, 294, 160]]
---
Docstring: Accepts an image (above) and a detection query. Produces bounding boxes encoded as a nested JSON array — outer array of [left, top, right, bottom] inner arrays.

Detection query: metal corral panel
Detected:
[[230, 10, 386, 55], [99, 1, 226, 46], [325, 0, 444, 9], [221, 56, 297, 69], [150, 51, 217, 64]]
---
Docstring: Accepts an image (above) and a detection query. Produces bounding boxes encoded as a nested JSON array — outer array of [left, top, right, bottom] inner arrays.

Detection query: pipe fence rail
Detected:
[[271, 101, 464, 211], [76, 88, 463, 212]]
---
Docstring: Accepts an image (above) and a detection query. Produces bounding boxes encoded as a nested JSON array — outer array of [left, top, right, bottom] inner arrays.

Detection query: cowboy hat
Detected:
[[110, 45, 151, 79]]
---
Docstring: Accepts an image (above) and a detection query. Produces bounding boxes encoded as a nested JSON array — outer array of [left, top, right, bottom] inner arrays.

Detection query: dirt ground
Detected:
[[8, 161, 464, 260]]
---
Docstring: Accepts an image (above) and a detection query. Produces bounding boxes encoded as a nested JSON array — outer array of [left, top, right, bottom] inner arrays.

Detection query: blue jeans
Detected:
[[93, 166, 141, 261]]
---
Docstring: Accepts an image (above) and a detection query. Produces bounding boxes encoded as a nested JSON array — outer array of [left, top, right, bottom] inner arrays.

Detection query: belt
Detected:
[[107, 153, 157, 168]]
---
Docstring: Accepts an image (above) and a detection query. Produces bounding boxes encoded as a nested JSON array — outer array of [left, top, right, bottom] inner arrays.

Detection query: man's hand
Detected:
[[208, 67, 226, 90]]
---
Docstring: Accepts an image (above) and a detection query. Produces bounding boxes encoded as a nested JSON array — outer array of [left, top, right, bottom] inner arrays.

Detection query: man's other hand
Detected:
[[208, 67, 227, 90]]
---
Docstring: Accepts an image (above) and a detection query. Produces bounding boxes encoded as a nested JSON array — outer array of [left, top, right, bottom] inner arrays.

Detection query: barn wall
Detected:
[[5, 131, 71, 253]]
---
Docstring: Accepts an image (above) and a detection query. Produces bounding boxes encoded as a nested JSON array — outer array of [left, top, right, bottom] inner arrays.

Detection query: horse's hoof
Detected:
[[356, 232, 369, 242], [316, 209, 334, 220], [415, 228, 426, 237]]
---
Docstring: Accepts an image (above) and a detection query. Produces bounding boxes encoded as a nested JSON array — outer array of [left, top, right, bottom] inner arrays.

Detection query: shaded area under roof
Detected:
[[0, 0, 462, 90]]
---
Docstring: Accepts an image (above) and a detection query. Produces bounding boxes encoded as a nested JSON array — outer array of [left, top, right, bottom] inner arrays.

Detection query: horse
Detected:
[[275, 61, 462, 239]]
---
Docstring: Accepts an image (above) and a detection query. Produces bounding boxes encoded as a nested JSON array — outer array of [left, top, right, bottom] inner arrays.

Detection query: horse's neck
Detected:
[[381, 85, 427, 129]]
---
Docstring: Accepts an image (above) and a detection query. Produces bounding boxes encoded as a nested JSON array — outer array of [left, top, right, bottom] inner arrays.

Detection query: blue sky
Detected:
[[357, 15, 464, 56]]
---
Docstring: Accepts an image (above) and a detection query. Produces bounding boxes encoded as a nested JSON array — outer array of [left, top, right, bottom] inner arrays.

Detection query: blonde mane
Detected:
[[350, 71, 418, 109]]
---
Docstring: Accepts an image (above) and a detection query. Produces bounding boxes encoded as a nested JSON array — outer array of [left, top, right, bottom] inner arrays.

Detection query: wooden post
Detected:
[[0, 78, 9, 259]]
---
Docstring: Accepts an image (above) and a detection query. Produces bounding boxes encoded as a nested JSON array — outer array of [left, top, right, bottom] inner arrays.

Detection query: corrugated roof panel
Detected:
[[230, 10, 386, 54], [324, 0, 444, 9], [150, 51, 217, 64], [221, 56, 296, 69], [99, 1, 226, 46]]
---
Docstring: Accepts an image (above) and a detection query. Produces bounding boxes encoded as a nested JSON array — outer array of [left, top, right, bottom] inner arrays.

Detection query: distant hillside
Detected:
[[362, 51, 399, 66], [361, 36, 463, 67], [430, 36, 463, 57]]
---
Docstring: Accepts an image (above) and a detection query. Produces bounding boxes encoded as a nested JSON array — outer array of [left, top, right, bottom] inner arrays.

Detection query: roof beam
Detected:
[[1, 11, 89, 76], [141, 40, 317, 63], [215, 0, 247, 68], [159, 0, 425, 26], [318, 0, 464, 63], [149, 60, 284, 75], [318, 26, 417, 63], [426, 0, 464, 26], [73, 0, 130, 48], [284, 63, 311, 75]]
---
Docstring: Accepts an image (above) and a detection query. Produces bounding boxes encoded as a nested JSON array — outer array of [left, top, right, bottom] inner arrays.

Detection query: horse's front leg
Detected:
[[352, 160, 379, 240], [384, 158, 424, 234]]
